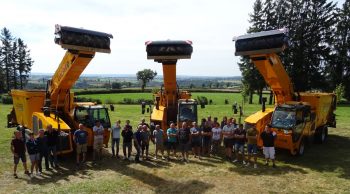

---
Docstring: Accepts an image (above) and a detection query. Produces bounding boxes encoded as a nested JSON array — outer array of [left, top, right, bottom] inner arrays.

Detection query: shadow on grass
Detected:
[[20, 150, 214, 193], [277, 134, 350, 180]]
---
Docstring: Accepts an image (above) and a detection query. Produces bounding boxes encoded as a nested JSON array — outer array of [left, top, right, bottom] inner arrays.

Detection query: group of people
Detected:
[[11, 124, 59, 178], [11, 116, 278, 179], [107, 116, 277, 168]]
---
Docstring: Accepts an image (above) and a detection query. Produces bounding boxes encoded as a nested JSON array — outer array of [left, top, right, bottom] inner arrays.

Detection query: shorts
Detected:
[[202, 139, 211, 148], [14, 153, 26, 164], [235, 143, 244, 153], [29, 153, 40, 162], [191, 140, 201, 147], [263, 147, 275, 159], [94, 138, 103, 150], [155, 143, 164, 150], [76, 143, 87, 154], [247, 144, 257, 154], [224, 138, 233, 148], [179, 142, 190, 152], [167, 142, 177, 150]]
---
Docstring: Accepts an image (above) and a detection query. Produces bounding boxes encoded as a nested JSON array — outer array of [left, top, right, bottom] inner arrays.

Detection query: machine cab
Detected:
[[74, 105, 111, 128], [271, 103, 311, 142], [177, 100, 198, 126]]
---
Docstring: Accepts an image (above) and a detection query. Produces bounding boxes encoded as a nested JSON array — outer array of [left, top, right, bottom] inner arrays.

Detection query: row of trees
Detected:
[[239, 0, 350, 101], [0, 27, 33, 93]]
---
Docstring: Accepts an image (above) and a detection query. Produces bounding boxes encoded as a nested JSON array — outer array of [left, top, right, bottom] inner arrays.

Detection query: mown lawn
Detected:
[[0, 93, 349, 194]]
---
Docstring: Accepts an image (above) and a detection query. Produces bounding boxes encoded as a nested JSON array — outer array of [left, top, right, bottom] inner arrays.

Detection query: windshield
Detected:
[[271, 109, 296, 129], [75, 107, 111, 128], [90, 108, 111, 128], [178, 103, 197, 123]]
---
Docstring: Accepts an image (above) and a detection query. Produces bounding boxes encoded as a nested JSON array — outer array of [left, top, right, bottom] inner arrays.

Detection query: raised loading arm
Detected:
[[233, 29, 294, 104], [46, 25, 113, 110]]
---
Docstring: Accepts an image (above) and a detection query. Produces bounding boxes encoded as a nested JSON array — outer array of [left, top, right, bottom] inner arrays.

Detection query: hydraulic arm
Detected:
[[234, 29, 294, 104]]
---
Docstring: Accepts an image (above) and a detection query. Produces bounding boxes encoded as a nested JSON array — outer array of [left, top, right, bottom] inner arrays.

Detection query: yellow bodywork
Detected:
[[244, 108, 274, 147]]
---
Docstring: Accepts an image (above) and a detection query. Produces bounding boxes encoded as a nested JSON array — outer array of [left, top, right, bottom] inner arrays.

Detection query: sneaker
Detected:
[[264, 162, 269, 166], [232, 159, 238, 163], [254, 164, 257, 169], [243, 161, 247, 165], [154, 156, 158, 160], [272, 164, 277, 168], [245, 162, 250, 167], [14, 173, 18, 179], [185, 158, 189, 163], [38, 172, 42, 175], [161, 156, 165, 160], [24, 171, 30, 175]]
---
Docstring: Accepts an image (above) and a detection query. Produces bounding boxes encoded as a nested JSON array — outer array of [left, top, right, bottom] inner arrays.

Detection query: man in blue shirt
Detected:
[[74, 124, 88, 167], [166, 123, 178, 160]]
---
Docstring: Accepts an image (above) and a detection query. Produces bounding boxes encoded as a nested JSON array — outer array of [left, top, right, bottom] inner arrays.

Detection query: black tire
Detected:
[[314, 126, 328, 144]]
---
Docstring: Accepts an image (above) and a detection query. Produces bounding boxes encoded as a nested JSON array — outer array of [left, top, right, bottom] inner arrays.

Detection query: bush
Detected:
[[197, 96, 208, 105], [117, 98, 153, 105], [74, 97, 102, 104], [105, 98, 116, 104], [1, 95, 13, 104]]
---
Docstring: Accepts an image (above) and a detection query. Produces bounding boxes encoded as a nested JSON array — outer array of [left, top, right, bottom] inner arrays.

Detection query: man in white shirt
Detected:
[[211, 122, 222, 155], [109, 120, 121, 158], [93, 120, 104, 161]]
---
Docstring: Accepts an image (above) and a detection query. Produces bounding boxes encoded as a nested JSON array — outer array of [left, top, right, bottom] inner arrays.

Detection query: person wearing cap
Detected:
[[74, 124, 88, 167], [36, 129, 49, 173], [26, 133, 39, 177], [11, 131, 29, 178], [260, 124, 277, 168]]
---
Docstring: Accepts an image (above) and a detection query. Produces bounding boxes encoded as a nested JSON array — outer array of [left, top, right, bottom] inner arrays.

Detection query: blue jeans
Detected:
[[47, 146, 57, 167], [247, 144, 257, 154], [111, 138, 120, 156]]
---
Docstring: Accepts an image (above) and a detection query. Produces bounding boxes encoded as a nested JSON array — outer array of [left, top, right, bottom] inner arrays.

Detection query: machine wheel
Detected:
[[314, 126, 328, 144]]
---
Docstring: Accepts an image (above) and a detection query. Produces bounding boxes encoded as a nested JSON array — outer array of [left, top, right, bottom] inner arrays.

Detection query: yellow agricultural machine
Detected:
[[233, 29, 336, 155], [7, 25, 113, 154], [145, 40, 198, 130]]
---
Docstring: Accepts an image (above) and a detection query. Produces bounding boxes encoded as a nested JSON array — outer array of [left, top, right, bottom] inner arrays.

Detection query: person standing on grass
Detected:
[[213, 117, 219, 128], [26, 133, 39, 177], [206, 116, 213, 128], [122, 121, 133, 160], [233, 124, 246, 165], [190, 122, 202, 159], [152, 125, 165, 160], [44, 124, 59, 168], [246, 126, 258, 168], [221, 116, 228, 129], [201, 121, 212, 157], [110, 120, 121, 158], [178, 122, 191, 162], [141, 125, 151, 160], [211, 122, 222, 155], [166, 123, 178, 160], [73, 124, 88, 167], [139, 118, 150, 129], [36, 129, 49, 173], [133, 125, 143, 162], [260, 124, 277, 168], [11, 131, 29, 178], [93, 120, 104, 162], [222, 118, 234, 161]]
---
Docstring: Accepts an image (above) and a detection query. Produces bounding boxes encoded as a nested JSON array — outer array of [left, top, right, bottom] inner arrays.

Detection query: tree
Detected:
[[111, 82, 121, 89], [16, 38, 33, 89], [136, 69, 157, 92], [0, 27, 14, 92]]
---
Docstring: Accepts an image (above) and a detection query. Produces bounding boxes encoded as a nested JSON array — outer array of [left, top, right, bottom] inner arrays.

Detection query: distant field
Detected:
[[0, 93, 349, 193]]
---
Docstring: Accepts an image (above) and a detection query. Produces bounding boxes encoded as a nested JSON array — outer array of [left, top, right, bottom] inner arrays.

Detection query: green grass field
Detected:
[[0, 92, 349, 193]]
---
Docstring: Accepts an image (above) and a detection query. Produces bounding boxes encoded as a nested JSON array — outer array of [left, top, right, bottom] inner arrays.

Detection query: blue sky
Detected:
[[0, 0, 345, 76]]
